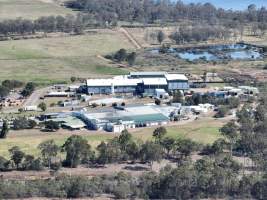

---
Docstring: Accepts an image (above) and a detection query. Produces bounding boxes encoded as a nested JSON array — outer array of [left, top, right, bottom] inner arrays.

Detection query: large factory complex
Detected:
[[86, 72, 189, 95], [31, 71, 259, 133]]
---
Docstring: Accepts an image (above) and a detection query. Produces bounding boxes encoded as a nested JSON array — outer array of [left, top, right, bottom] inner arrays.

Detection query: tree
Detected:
[[38, 102, 47, 112], [204, 138, 227, 155], [62, 135, 92, 168], [251, 178, 267, 200], [38, 140, 60, 169], [2, 80, 24, 90], [9, 146, 25, 169], [175, 139, 199, 159], [157, 30, 165, 44], [220, 121, 239, 156], [13, 117, 36, 130], [21, 82, 35, 97], [226, 97, 240, 109], [13, 117, 28, 130], [0, 121, 9, 139], [28, 120, 37, 129], [153, 127, 167, 142], [214, 106, 229, 118], [125, 141, 140, 162], [70, 76, 77, 83], [0, 86, 9, 98], [160, 137, 176, 157], [44, 120, 60, 132], [0, 156, 8, 171], [18, 108, 24, 113], [96, 140, 122, 165], [22, 154, 35, 170], [114, 49, 127, 62], [140, 141, 163, 169], [118, 130, 132, 151], [172, 90, 184, 104], [155, 98, 161, 105], [126, 52, 136, 66]]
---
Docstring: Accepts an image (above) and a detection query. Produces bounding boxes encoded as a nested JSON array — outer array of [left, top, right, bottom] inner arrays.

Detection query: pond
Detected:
[[150, 43, 264, 62]]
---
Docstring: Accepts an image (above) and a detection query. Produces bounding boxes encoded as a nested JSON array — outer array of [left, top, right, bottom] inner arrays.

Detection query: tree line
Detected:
[[0, 152, 266, 199], [0, 80, 24, 99], [0, 80, 35, 100], [66, 0, 267, 25], [0, 14, 90, 37], [105, 48, 137, 66], [0, 129, 196, 170], [170, 24, 231, 44]]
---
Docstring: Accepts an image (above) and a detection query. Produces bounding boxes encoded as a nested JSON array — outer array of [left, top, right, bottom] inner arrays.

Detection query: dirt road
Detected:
[[23, 87, 49, 107], [119, 27, 142, 49]]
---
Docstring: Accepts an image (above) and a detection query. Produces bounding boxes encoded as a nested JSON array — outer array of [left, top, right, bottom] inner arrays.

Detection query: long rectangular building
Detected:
[[72, 105, 178, 133], [87, 72, 189, 95]]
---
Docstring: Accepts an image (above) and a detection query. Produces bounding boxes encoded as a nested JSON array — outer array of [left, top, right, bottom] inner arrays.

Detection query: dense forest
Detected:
[[66, 0, 267, 24]]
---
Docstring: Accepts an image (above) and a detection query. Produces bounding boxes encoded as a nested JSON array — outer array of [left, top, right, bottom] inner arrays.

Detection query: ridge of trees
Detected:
[[0, 14, 88, 37], [66, 0, 267, 25]]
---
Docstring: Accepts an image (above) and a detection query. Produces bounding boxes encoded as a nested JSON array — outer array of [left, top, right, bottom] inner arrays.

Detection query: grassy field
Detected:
[[0, 31, 133, 84], [133, 117, 223, 144], [0, 117, 224, 158], [0, 0, 74, 20]]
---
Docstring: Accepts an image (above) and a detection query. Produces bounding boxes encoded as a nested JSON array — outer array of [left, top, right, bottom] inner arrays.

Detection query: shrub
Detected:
[[226, 97, 240, 109], [0, 156, 8, 171], [21, 82, 35, 97], [38, 102, 47, 112], [155, 99, 161, 105], [214, 106, 229, 118], [50, 162, 61, 171], [13, 117, 36, 130], [70, 76, 77, 83], [44, 121, 60, 132], [2, 80, 24, 89], [91, 103, 98, 108]]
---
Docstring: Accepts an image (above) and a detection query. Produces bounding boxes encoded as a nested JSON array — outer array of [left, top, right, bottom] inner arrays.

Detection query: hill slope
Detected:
[[0, 0, 74, 20]]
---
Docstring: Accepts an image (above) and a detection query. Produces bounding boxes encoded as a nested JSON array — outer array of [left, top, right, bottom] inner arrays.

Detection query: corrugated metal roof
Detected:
[[129, 113, 169, 123], [130, 71, 166, 76], [165, 74, 188, 81], [87, 79, 113, 87], [113, 76, 141, 86], [53, 116, 86, 129], [87, 72, 187, 87], [142, 78, 167, 85], [102, 113, 169, 124]]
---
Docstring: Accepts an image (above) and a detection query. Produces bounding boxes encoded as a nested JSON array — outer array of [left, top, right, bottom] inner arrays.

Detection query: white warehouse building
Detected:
[[86, 72, 189, 95]]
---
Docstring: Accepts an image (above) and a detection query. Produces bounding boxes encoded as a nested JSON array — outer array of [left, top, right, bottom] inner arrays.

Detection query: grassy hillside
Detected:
[[0, 0, 74, 20], [0, 30, 132, 84]]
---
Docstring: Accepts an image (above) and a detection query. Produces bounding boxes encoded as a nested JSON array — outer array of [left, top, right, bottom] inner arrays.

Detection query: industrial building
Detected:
[[86, 72, 189, 95], [72, 105, 180, 133]]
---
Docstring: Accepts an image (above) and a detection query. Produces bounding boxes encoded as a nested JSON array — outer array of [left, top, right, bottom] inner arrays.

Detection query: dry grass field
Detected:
[[0, 30, 133, 84], [0, 116, 224, 158], [0, 0, 74, 20]]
